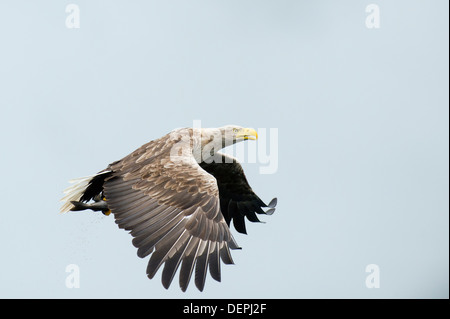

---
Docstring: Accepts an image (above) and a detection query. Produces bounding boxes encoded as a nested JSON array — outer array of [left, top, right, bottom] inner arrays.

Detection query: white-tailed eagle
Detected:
[[60, 125, 277, 291]]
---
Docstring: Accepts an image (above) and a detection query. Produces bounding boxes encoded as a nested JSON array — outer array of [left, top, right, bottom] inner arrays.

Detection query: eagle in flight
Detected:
[[60, 125, 277, 291]]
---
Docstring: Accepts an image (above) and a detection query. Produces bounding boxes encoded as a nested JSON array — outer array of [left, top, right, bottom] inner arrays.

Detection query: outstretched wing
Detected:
[[199, 153, 277, 235], [103, 129, 239, 291]]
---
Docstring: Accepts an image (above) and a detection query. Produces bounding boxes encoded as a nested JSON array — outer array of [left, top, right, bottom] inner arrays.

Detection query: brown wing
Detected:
[[103, 129, 239, 291]]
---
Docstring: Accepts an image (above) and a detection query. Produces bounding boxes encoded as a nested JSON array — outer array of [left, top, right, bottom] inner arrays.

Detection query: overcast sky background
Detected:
[[0, 1, 448, 298]]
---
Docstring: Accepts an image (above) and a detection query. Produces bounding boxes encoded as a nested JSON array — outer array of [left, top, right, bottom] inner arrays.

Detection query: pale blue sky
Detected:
[[0, 0, 448, 298]]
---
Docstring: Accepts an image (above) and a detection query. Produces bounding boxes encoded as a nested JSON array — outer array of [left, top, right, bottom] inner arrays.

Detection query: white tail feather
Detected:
[[60, 175, 96, 213]]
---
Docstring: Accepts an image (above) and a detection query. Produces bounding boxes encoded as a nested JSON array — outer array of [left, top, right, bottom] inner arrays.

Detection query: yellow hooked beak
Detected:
[[236, 128, 258, 140]]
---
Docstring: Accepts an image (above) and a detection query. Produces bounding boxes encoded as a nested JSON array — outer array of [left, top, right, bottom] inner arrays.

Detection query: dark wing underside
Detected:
[[200, 153, 277, 235]]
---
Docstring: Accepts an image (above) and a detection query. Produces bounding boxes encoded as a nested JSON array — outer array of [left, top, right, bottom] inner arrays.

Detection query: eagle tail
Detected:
[[60, 171, 112, 213]]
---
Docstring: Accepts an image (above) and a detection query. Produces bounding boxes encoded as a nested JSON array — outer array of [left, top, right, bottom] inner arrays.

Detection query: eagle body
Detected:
[[61, 126, 277, 291]]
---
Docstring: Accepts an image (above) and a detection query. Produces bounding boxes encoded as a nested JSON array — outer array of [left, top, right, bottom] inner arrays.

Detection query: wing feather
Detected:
[[102, 130, 238, 291], [179, 238, 202, 292], [161, 235, 193, 289], [147, 227, 189, 279], [208, 242, 221, 282], [220, 242, 235, 265], [195, 241, 211, 291], [134, 213, 186, 258]]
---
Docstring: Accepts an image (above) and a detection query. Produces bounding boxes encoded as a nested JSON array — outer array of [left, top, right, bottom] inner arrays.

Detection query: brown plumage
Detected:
[[61, 126, 277, 291]]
